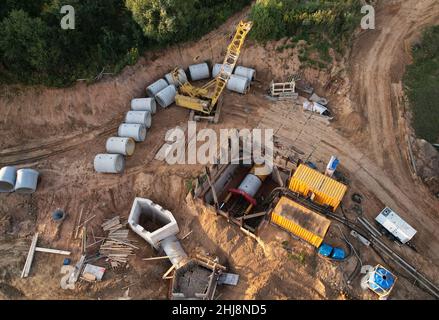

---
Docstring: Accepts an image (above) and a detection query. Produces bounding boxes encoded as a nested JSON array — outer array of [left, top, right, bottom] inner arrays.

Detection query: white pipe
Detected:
[[0, 166, 17, 193], [94, 154, 125, 174], [160, 235, 188, 269], [238, 174, 262, 198], [125, 111, 152, 128], [118, 124, 147, 142], [131, 98, 156, 114], [189, 63, 210, 81], [146, 79, 168, 97], [212, 64, 233, 78], [165, 68, 188, 87], [226, 74, 250, 94], [15, 169, 39, 194], [155, 85, 177, 108], [106, 137, 135, 156], [234, 66, 256, 81]]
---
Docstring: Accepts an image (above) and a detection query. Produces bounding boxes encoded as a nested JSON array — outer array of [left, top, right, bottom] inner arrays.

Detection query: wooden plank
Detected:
[[35, 247, 71, 255], [78, 215, 96, 228], [179, 230, 193, 241], [107, 238, 138, 249], [21, 233, 39, 278], [238, 211, 267, 221], [162, 265, 176, 280], [205, 167, 219, 208], [75, 207, 84, 239], [142, 256, 175, 261]]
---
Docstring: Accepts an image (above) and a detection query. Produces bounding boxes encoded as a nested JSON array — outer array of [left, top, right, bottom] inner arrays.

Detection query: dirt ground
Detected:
[[0, 1, 438, 300]]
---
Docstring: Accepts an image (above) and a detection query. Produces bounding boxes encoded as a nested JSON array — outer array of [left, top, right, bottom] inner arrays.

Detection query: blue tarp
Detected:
[[369, 267, 396, 293]]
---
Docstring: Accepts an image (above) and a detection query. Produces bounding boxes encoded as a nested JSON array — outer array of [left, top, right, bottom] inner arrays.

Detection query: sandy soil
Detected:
[[0, 1, 438, 300]]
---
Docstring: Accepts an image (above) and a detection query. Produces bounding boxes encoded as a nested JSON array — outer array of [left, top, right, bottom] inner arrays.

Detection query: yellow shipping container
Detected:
[[289, 164, 347, 211], [271, 197, 331, 248]]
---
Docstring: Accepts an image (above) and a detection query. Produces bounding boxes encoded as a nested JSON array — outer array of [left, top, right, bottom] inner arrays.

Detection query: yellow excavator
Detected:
[[172, 20, 253, 123]]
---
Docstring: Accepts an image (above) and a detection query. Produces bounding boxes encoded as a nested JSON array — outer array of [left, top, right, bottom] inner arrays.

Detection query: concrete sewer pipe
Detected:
[[146, 79, 168, 97], [189, 63, 210, 81], [118, 124, 147, 142], [15, 169, 39, 194], [0, 166, 17, 193], [106, 137, 136, 156], [125, 111, 152, 128], [94, 154, 125, 174], [131, 98, 157, 114]]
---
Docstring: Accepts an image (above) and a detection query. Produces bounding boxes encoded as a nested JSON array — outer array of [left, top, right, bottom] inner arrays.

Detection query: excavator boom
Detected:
[[174, 21, 253, 115]]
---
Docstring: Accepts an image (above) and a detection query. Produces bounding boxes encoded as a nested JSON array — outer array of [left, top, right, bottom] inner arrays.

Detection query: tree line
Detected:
[[0, 0, 251, 87], [249, 0, 362, 54]]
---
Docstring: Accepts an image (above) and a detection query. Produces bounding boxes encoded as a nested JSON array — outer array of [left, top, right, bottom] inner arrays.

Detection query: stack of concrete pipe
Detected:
[[94, 68, 184, 174], [0, 166, 39, 194], [95, 63, 272, 174], [94, 97, 158, 174]]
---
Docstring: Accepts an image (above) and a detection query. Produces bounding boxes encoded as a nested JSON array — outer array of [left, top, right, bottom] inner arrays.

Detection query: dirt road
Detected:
[[347, 0, 439, 254]]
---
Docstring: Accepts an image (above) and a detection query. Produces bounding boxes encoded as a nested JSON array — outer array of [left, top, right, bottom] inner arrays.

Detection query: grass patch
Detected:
[[404, 25, 439, 143], [288, 251, 307, 265]]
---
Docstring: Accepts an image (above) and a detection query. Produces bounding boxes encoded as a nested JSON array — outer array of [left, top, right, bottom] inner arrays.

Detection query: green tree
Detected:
[[126, 0, 195, 44], [0, 10, 52, 79]]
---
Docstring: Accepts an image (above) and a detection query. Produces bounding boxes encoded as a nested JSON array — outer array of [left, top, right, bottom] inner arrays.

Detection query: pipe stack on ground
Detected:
[[0, 166, 40, 194]]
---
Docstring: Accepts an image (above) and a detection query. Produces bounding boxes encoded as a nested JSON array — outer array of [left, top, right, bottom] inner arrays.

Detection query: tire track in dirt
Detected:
[[0, 118, 121, 166]]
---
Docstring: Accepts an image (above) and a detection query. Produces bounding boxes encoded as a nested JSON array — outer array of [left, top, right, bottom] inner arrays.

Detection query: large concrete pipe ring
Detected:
[[226, 74, 250, 94], [165, 68, 188, 87], [212, 63, 233, 78], [155, 85, 177, 108], [234, 66, 256, 81], [125, 111, 152, 128], [131, 98, 157, 114], [189, 63, 210, 81], [106, 137, 136, 156], [238, 174, 263, 198], [118, 123, 147, 142], [146, 79, 168, 97], [94, 154, 125, 174], [0, 166, 17, 192], [15, 169, 39, 194], [160, 235, 188, 269]]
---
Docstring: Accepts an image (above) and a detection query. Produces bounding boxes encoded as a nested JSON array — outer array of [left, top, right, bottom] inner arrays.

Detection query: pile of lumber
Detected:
[[99, 216, 138, 268]]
